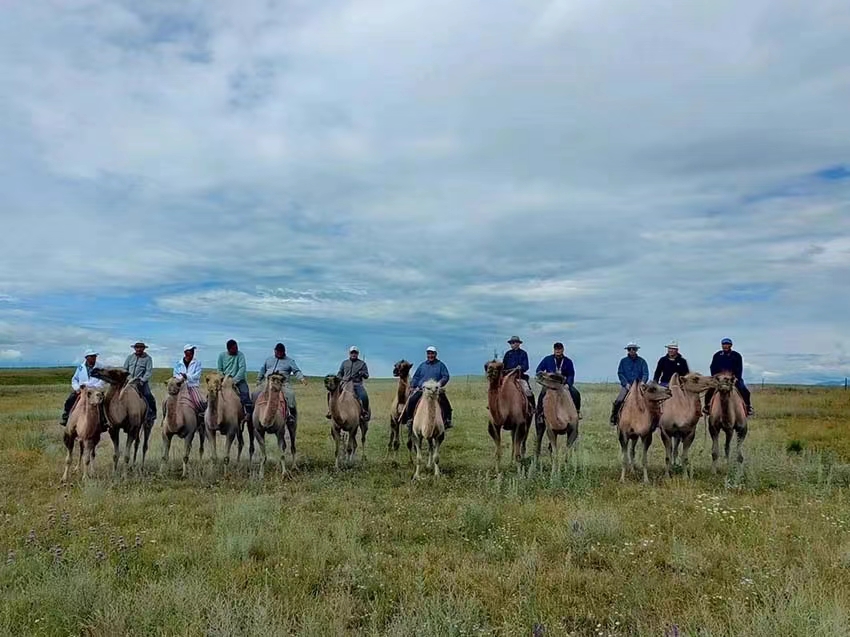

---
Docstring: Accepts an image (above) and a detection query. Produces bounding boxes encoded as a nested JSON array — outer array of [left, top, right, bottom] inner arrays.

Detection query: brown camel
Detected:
[[485, 360, 532, 473], [534, 371, 579, 478], [388, 359, 413, 455], [252, 373, 293, 478], [161, 376, 205, 478], [62, 387, 105, 482], [617, 380, 672, 483], [659, 373, 716, 478], [325, 375, 366, 468], [708, 371, 749, 473], [90, 368, 149, 475], [411, 380, 445, 480], [204, 373, 248, 472]]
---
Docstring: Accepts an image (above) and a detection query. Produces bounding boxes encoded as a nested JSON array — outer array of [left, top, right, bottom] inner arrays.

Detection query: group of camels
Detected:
[[60, 361, 748, 483]]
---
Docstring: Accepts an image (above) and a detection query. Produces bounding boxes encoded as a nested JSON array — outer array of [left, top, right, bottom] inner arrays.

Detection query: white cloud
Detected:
[[0, 349, 22, 361], [0, 0, 848, 381]]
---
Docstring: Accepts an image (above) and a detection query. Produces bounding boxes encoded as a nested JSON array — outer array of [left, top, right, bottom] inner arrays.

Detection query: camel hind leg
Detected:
[[723, 428, 733, 466], [359, 420, 368, 462], [331, 426, 343, 470], [254, 429, 267, 480], [511, 428, 524, 471], [110, 428, 121, 476], [547, 428, 559, 479], [710, 427, 720, 474], [735, 426, 747, 465], [83, 439, 96, 480], [412, 434, 423, 481], [681, 430, 696, 478], [285, 416, 298, 469], [533, 417, 546, 466], [347, 428, 358, 464], [389, 416, 400, 454], [245, 417, 255, 464], [276, 429, 290, 478], [140, 419, 153, 471], [432, 435, 443, 477], [160, 431, 173, 476]]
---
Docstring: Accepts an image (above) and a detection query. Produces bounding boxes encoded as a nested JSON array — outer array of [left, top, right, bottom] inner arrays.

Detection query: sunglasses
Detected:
[[627, 347, 638, 351]]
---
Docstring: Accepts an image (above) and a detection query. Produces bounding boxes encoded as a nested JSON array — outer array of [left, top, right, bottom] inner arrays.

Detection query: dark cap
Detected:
[[274, 342, 285, 351], [553, 342, 564, 349]]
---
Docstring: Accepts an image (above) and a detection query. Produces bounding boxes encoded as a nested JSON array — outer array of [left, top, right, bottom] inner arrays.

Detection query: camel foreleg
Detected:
[[660, 430, 673, 478], [641, 435, 652, 484], [412, 434, 423, 481], [735, 426, 747, 465], [110, 428, 121, 476], [62, 433, 75, 483], [487, 421, 502, 474], [618, 432, 629, 483], [681, 430, 696, 479], [332, 426, 342, 470], [276, 429, 290, 478], [710, 427, 720, 474], [160, 431, 172, 476], [547, 428, 559, 480], [254, 429, 267, 480]]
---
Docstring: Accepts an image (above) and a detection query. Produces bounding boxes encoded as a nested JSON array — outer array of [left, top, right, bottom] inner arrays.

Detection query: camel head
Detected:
[[166, 376, 185, 396], [484, 359, 504, 380], [640, 381, 673, 403], [90, 367, 130, 386], [82, 386, 106, 406], [392, 360, 413, 379], [324, 374, 341, 393], [714, 371, 737, 394], [267, 372, 285, 392], [677, 373, 717, 394], [536, 371, 566, 390], [204, 372, 224, 395], [421, 379, 443, 399]]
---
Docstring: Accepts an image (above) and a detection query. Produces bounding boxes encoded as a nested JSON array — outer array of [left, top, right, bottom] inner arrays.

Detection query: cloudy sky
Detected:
[[1, 0, 849, 383]]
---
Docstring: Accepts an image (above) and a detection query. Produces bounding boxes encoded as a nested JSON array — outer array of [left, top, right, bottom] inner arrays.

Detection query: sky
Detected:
[[1, 0, 849, 383]]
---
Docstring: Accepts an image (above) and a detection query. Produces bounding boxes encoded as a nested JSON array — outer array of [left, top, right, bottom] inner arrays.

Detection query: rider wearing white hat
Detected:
[[59, 349, 106, 426], [329, 346, 370, 422], [401, 346, 453, 428], [653, 339, 690, 386]]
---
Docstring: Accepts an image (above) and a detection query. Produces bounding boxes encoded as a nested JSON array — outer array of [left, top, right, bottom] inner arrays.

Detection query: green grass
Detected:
[[1, 372, 850, 636]]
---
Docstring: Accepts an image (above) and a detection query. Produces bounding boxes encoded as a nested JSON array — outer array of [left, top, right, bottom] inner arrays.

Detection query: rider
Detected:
[[610, 342, 649, 426], [173, 344, 205, 418], [535, 342, 581, 423], [59, 349, 107, 427], [256, 343, 307, 424], [329, 346, 370, 422], [123, 341, 157, 425], [217, 339, 252, 421], [401, 346, 452, 429], [653, 340, 690, 386], [704, 337, 754, 416], [502, 335, 535, 413]]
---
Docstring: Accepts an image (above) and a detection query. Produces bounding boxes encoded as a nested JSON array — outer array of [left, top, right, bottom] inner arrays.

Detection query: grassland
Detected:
[[1, 369, 850, 636]]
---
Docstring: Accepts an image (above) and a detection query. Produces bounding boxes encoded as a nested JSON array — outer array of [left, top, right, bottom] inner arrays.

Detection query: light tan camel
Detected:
[[252, 373, 292, 478], [388, 360, 413, 455], [411, 380, 446, 480], [485, 360, 532, 473], [708, 371, 749, 473], [90, 368, 149, 475], [204, 373, 247, 472], [534, 371, 580, 478], [161, 376, 205, 478], [62, 387, 105, 482], [325, 375, 366, 468], [659, 373, 716, 478], [617, 381, 672, 483]]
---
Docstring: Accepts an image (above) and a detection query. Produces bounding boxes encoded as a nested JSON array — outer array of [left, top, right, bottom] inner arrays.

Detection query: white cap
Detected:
[[183, 344, 196, 352], [83, 349, 98, 357], [666, 340, 679, 349], [426, 346, 437, 353], [349, 346, 359, 353], [624, 342, 640, 350]]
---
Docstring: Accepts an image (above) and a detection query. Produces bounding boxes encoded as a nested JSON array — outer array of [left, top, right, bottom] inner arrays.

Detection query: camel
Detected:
[[534, 372, 580, 478], [659, 373, 716, 478], [252, 373, 293, 478], [204, 373, 249, 471], [388, 359, 413, 455], [325, 375, 367, 468], [160, 376, 205, 478], [411, 380, 446, 480], [485, 360, 532, 473], [62, 387, 106, 482], [707, 371, 748, 473], [90, 368, 149, 475], [617, 380, 672, 483]]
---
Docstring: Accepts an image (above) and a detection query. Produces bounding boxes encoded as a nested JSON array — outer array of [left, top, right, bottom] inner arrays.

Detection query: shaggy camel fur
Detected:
[[659, 373, 716, 478], [388, 360, 413, 455], [534, 372, 580, 478], [91, 368, 149, 475], [204, 373, 249, 471], [617, 381, 672, 483], [161, 376, 205, 478], [411, 380, 445, 480], [62, 387, 105, 482], [325, 375, 367, 468], [252, 373, 293, 478], [485, 360, 532, 473], [708, 371, 748, 473]]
